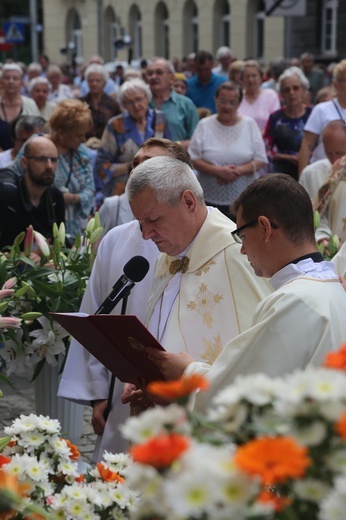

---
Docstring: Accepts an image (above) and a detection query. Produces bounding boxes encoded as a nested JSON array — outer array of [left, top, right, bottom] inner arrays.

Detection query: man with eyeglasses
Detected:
[[147, 174, 346, 412], [147, 58, 199, 148], [0, 136, 64, 250]]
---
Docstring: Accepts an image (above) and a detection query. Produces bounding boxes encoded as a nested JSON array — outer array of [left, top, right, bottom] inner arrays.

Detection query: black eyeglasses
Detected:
[[26, 156, 59, 164], [231, 219, 279, 244]]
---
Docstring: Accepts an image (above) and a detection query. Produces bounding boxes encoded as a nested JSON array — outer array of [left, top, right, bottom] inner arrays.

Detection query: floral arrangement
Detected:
[[0, 216, 103, 380], [3, 346, 346, 519], [0, 414, 138, 520]]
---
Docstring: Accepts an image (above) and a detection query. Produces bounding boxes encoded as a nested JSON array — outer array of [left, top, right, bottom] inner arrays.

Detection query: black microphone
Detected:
[[95, 255, 150, 315]]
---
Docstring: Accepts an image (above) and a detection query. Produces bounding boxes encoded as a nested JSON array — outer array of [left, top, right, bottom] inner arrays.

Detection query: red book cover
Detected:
[[51, 313, 165, 384]]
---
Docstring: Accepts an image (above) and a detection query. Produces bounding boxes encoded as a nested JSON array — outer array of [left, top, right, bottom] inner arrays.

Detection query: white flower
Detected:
[[18, 429, 46, 449], [209, 402, 248, 433], [119, 404, 190, 443], [24, 456, 50, 482], [288, 421, 327, 446], [319, 484, 346, 520], [294, 478, 330, 502], [36, 415, 61, 433], [29, 316, 69, 365], [5, 413, 40, 435], [326, 449, 346, 473]]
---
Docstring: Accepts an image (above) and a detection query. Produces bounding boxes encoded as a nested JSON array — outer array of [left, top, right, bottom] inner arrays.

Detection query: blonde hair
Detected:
[[333, 59, 346, 82], [228, 60, 245, 82], [48, 99, 93, 139]]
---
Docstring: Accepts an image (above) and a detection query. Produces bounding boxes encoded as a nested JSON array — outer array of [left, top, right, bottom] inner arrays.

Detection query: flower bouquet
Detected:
[[0, 413, 138, 520], [0, 216, 103, 381]]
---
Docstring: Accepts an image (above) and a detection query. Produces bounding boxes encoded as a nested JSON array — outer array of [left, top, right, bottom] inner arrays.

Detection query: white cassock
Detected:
[[300, 159, 346, 244], [146, 208, 273, 360], [58, 220, 160, 460], [186, 258, 346, 413]]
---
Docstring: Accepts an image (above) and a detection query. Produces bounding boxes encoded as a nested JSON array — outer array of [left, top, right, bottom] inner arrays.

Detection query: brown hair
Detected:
[[140, 137, 193, 169], [232, 173, 315, 245]]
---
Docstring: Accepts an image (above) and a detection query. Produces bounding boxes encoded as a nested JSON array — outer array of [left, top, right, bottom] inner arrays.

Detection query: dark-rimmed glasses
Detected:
[[231, 219, 279, 244]]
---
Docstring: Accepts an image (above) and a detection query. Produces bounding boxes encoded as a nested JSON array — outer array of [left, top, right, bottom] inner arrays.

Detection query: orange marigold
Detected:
[[258, 488, 292, 512], [148, 375, 209, 400], [0, 468, 30, 496], [0, 455, 11, 467], [323, 344, 346, 371], [130, 433, 190, 469], [64, 438, 80, 460], [234, 436, 310, 485], [96, 462, 125, 483], [335, 411, 346, 439]]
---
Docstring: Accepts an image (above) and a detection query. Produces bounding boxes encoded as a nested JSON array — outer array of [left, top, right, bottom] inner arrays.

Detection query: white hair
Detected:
[[278, 66, 310, 91], [2, 63, 23, 77], [216, 46, 235, 60], [119, 78, 152, 105], [126, 156, 204, 205], [85, 63, 109, 83], [28, 76, 52, 92]]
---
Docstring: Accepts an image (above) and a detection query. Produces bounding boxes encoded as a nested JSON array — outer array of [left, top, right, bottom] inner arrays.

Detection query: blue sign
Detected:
[[3, 22, 25, 43]]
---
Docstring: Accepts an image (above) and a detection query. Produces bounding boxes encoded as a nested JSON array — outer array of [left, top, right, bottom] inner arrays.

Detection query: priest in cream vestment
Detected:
[[122, 155, 272, 409], [146, 174, 346, 413]]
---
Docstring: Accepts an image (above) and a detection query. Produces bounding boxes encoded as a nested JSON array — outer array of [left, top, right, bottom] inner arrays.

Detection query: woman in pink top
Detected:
[[238, 59, 281, 134]]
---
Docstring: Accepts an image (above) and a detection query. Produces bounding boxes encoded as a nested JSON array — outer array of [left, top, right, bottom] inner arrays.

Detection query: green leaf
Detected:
[[31, 357, 46, 382]]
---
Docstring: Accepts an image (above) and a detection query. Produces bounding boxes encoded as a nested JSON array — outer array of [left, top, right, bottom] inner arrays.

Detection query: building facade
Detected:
[[42, 0, 345, 69], [42, 0, 284, 67]]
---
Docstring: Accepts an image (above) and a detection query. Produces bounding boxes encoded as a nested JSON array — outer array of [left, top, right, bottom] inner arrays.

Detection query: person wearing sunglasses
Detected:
[[264, 66, 312, 180], [147, 174, 346, 412], [0, 136, 64, 251]]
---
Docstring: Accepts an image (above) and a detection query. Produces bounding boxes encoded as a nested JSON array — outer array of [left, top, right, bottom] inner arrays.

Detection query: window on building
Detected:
[[322, 0, 338, 54], [214, 0, 230, 47], [155, 2, 170, 59], [129, 5, 142, 59], [183, 0, 198, 55], [254, 0, 265, 60]]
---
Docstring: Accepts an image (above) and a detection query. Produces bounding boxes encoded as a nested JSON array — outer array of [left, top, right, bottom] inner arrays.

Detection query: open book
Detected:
[[51, 312, 165, 384]]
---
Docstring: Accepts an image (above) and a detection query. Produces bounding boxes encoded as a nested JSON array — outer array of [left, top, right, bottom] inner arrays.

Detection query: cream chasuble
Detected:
[[146, 208, 272, 363]]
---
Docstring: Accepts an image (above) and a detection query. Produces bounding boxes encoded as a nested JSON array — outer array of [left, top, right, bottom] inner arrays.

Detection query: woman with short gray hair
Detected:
[[264, 66, 312, 180], [80, 64, 120, 140], [96, 78, 172, 198]]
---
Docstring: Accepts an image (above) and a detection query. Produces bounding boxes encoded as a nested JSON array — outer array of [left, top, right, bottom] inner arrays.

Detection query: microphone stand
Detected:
[[94, 284, 134, 422], [103, 295, 128, 421]]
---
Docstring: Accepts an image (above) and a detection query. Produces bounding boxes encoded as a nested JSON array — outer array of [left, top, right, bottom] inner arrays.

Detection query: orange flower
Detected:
[[0, 468, 30, 497], [75, 474, 85, 483], [323, 344, 346, 371], [96, 462, 125, 483], [335, 411, 346, 439], [0, 455, 11, 467], [130, 433, 190, 469], [64, 439, 80, 460], [234, 436, 310, 485], [258, 488, 292, 512], [148, 375, 209, 400]]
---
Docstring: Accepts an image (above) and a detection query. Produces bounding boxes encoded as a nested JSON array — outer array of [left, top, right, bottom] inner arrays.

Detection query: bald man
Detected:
[[300, 120, 346, 245], [0, 136, 64, 249]]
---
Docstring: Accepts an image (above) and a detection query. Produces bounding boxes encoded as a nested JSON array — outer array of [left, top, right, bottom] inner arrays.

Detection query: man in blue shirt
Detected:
[[186, 50, 225, 113], [147, 58, 199, 148]]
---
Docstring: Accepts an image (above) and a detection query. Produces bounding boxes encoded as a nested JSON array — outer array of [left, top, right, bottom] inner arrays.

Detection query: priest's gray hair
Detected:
[[126, 156, 204, 206]]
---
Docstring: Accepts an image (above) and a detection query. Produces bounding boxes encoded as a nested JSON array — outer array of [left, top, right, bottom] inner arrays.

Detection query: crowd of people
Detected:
[[1, 47, 346, 462]]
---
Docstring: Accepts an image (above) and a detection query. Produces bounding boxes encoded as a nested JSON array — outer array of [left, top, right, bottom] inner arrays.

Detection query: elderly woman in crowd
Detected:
[[0, 63, 40, 151], [298, 59, 346, 174], [29, 77, 57, 120], [188, 81, 267, 218], [47, 64, 74, 102], [14, 99, 95, 239], [263, 66, 312, 180], [238, 59, 281, 134], [96, 78, 171, 197], [80, 64, 121, 140]]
